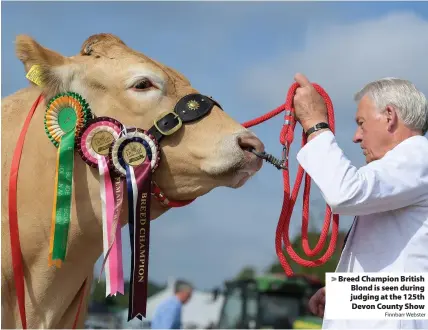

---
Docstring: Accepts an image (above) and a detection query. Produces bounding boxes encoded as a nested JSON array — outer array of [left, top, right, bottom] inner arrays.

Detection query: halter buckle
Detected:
[[153, 111, 183, 136]]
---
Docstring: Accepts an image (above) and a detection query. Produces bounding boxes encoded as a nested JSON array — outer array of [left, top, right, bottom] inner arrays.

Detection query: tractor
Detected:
[[212, 273, 323, 329]]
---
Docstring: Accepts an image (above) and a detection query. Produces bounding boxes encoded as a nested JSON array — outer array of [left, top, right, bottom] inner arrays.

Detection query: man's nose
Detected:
[[353, 130, 362, 143]]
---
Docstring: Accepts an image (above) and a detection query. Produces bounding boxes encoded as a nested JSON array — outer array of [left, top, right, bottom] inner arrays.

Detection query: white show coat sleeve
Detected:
[[296, 131, 428, 216]]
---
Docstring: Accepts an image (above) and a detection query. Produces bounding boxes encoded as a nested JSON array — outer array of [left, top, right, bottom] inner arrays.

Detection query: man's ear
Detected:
[[384, 105, 399, 132], [15, 35, 78, 95]]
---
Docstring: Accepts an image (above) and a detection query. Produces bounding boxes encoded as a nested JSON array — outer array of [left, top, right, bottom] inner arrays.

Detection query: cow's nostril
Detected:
[[237, 134, 265, 153]]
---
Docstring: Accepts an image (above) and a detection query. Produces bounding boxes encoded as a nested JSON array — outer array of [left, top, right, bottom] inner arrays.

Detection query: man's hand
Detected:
[[308, 287, 326, 318], [293, 73, 329, 133]]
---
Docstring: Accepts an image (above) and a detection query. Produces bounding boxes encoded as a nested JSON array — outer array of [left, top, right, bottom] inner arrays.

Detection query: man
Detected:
[[292, 73, 428, 329], [151, 280, 193, 329]]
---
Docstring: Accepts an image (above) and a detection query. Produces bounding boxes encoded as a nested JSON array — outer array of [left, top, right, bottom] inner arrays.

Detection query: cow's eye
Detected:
[[132, 78, 154, 90]]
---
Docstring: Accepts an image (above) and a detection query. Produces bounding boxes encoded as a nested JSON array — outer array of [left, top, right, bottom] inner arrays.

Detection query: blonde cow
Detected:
[[1, 33, 265, 329]]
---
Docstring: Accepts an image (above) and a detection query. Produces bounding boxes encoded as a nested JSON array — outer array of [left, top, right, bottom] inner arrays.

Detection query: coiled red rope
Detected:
[[242, 82, 340, 276]]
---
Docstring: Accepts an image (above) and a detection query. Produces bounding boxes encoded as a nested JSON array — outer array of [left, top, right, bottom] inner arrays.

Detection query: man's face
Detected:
[[182, 289, 193, 304], [177, 288, 193, 304], [352, 95, 393, 163]]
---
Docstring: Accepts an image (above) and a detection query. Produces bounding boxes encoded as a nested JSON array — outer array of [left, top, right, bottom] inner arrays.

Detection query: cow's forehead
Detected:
[[75, 33, 191, 86]]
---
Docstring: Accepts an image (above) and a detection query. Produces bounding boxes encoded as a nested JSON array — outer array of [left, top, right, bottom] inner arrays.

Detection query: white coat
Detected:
[[296, 131, 428, 329]]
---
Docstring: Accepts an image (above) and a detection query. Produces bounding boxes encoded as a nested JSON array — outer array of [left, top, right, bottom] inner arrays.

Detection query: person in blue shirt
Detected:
[[151, 281, 193, 329]]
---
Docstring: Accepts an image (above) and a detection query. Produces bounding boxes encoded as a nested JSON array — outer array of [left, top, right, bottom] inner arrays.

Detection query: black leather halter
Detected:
[[147, 93, 222, 143]]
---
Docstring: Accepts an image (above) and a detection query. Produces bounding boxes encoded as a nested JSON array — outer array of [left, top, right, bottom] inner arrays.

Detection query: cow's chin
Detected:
[[229, 171, 253, 188], [225, 157, 263, 188]]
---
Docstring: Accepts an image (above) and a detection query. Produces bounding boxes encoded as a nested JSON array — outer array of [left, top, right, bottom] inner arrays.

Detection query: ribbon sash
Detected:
[[126, 159, 151, 320], [50, 129, 76, 263], [98, 156, 124, 296], [110, 175, 125, 294]]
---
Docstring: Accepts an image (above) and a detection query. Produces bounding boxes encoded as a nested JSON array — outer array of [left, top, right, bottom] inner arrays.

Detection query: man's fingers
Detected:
[[294, 72, 311, 87], [309, 302, 316, 314], [308, 297, 318, 315], [318, 304, 325, 317]]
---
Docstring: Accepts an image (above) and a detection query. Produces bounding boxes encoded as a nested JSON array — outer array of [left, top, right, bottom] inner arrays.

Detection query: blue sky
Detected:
[[3, 1, 428, 291]]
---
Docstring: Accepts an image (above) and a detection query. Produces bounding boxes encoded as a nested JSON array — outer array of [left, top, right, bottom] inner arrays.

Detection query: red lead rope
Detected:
[[242, 82, 340, 276]]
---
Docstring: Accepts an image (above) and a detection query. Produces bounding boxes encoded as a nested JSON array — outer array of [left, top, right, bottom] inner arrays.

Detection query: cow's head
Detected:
[[15, 33, 265, 205]]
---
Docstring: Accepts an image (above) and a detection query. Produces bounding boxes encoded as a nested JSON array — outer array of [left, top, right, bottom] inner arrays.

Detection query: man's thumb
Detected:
[[294, 73, 311, 87]]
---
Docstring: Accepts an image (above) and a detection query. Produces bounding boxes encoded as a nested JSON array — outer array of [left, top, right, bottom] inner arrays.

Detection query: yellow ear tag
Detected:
[[26, 65, 44, 87]]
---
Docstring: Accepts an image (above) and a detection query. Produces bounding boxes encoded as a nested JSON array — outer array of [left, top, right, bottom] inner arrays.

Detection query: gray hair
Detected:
[[354, 78, 428, 134], [175, 280, 193, 293]]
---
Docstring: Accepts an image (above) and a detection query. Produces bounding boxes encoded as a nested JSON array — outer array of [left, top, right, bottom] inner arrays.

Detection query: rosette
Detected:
[[109, 128, 160, 177], [108, 128, 160, 320], [76, 116, 125, 297], [76, 116, 123, 168], [44, 92, 93, 267]]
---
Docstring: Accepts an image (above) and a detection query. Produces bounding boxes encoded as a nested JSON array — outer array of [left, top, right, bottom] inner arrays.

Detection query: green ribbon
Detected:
[[52, 129, 76, 261]]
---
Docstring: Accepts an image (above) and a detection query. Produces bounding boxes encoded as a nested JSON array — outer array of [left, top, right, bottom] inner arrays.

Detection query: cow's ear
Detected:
[[15, 34, 78, 95]]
